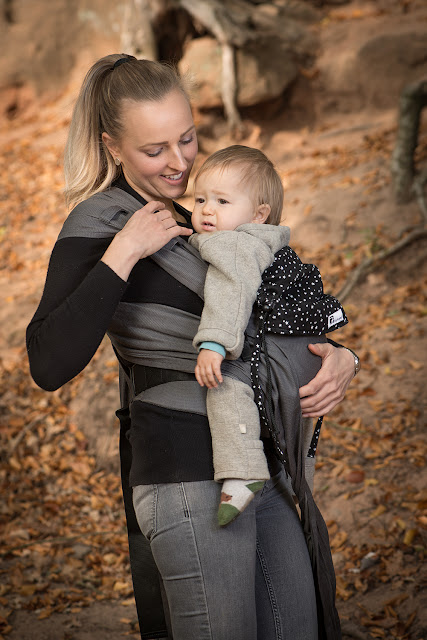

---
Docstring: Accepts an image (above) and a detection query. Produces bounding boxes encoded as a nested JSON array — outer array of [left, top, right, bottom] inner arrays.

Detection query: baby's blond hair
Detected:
[[195, 145, 284, 225]]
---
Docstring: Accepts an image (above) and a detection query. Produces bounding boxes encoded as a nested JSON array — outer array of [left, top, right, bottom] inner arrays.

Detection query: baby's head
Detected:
[[192, 145, 283, 234]]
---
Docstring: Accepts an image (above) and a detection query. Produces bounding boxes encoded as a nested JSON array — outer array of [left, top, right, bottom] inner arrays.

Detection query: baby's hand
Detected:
[[195, 350, 224, 388]]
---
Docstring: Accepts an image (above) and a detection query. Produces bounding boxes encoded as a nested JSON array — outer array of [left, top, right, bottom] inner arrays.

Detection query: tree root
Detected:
[[338, 225, 427, 302]]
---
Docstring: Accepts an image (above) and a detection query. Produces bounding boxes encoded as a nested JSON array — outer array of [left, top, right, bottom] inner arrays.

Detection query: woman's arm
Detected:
[[299, 342, 356, 417], [26, 237, 128, 391], [27, 201, 192, 391]]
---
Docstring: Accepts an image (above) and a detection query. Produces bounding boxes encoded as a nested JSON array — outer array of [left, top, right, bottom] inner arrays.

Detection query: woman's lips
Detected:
[[161, 171, 184, 184]]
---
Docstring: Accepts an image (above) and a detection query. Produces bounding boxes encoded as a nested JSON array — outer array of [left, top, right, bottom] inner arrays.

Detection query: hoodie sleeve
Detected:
[[190, 225, 289, 359]]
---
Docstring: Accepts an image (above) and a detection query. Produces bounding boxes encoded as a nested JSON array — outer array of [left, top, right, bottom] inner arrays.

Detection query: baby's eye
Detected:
[[218, 199, 229, 205], [195, 197, 205, 204]]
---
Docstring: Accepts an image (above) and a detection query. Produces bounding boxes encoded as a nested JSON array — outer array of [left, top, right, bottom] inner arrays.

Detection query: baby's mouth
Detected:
[[201, 221, 216, 230]]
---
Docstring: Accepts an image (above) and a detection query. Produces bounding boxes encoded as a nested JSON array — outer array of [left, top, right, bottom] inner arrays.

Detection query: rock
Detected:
[[0, 0, 123, 96], [317, 25, 427, 112], [179, 36, 299, 109]]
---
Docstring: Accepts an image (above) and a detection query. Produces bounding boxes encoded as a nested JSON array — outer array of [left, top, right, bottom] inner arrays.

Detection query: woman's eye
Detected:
[[146, 149, 162, 157], [181, 136, 194, 145]]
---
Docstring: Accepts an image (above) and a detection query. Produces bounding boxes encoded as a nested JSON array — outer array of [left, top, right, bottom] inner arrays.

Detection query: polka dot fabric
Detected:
[[256, 246, 348, 337], [251, 245, 348, 462]]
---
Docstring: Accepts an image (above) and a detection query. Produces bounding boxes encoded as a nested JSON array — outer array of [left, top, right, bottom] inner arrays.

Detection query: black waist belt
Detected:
[[131, 364, 196, 396]]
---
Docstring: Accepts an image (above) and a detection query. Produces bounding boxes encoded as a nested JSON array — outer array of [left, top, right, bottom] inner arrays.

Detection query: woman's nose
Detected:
[[168, 147, 187, 171]]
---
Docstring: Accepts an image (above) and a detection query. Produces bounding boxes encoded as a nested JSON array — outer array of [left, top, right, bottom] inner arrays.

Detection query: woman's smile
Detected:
[[104, 89, 198, 208]]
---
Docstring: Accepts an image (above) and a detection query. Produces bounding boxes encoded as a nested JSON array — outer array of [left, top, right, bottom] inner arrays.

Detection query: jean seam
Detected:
[[151, 483, 158, 537], [180, 482, 213, 640], [256, 538, 283, 640]]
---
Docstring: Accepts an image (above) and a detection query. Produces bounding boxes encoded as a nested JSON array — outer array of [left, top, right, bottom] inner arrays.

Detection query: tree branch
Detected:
[[1, 530, 121, 556]]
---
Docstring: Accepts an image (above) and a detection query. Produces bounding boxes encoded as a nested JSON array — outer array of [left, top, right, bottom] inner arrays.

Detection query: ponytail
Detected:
[[64, 54, 189, 209]]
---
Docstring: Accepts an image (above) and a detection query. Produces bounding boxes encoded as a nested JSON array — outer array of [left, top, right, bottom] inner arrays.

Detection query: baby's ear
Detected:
[[253, 203, 271, 224]]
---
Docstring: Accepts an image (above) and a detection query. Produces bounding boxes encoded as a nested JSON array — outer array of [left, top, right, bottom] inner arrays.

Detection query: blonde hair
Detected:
[[195, 145, 284, 225], [64, 54, 190, 209]]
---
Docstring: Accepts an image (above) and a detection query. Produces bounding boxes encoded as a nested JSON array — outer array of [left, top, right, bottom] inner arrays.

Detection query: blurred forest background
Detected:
[[0, 0, 426, 639]]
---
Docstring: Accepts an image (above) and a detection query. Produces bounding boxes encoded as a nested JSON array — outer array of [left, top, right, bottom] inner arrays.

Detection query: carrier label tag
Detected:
[[328, 309, 344, 329]]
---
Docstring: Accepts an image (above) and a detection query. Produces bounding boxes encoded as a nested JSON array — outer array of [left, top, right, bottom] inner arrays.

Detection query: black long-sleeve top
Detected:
[[26, 177, 202, 391], [26, 179, 226, 484]]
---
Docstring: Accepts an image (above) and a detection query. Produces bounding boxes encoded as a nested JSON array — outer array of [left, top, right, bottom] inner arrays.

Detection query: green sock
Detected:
[[218, 479, 265, 526]]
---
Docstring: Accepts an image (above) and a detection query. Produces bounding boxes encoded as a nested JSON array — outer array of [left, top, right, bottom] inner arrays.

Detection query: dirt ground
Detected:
[[1, 2, 426, 639]]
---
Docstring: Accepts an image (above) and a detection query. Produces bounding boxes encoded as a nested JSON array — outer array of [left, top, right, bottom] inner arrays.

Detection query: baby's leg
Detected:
[[206, 377, 270, 526]]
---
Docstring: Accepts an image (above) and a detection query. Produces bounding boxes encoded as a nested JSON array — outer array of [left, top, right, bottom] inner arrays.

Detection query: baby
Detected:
[[189, 145, 347, 526]]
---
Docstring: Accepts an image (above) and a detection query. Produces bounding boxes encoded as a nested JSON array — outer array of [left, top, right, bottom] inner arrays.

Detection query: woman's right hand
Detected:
[[101, 201, 193, 281]]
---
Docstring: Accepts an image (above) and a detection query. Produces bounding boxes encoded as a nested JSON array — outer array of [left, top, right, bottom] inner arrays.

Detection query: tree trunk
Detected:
[[178, 0, 255, 131], [120, 0, 158, 60], [390, 79, 427, 203]]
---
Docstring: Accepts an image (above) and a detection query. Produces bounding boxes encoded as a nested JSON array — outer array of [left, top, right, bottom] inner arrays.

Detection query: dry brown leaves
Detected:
[[0, 88, 426, 640], [0, 352, 134, 633]]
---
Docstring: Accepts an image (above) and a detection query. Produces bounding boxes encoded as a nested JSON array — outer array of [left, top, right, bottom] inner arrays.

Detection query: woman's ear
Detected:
[[102, 132, 119, 160], [253, 203, 271, 224]]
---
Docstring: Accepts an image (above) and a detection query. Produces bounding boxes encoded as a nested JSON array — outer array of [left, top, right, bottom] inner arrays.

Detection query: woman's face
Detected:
[[104, 89, 198, 206]]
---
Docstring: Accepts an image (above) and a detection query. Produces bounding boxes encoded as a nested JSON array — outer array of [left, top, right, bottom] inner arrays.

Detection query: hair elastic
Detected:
[[112, 56, 133, 70]]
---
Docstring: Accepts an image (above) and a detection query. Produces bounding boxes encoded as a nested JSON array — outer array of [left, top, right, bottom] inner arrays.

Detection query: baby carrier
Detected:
[[249, 245, 347, 640]]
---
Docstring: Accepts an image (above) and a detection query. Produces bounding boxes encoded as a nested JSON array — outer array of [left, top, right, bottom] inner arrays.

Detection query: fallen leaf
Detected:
[[345, 469, 365, 483], [370, 504, 387, 519], [403, 528, 418, 545]]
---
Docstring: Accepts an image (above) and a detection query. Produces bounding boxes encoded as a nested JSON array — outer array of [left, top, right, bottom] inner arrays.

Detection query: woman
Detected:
[[27, 54, 357, 640]]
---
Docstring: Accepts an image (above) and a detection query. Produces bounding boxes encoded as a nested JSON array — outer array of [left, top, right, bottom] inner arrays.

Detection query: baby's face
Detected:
[[192, 166, 261, 234]]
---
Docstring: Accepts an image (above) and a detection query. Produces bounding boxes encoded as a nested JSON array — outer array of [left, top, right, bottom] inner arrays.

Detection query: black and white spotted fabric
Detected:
[[256, 245, 348, 336], [251, 245, 348, 462]]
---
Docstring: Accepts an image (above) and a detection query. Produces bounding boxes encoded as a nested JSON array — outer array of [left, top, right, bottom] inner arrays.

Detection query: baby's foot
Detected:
[[218, 479, 265, 526]]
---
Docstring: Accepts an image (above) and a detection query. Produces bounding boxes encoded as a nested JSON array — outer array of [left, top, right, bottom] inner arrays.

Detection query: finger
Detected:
[[213, 363, 223, 384], [205, 368, 218, 389], [301, 390, 343, 416], [307, 342, 331, 358], [302, 398, 341, 418], [139, 201, 166, 215], [166, 224, 193, 238], [155, 209, 175, 222], [194, 366, 204, 387], [178, 226, 193, 237], [299, 378, 322, 399]]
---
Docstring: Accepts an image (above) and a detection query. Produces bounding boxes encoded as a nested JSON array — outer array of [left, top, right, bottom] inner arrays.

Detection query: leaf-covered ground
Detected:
[[1, 8, 427, 640]]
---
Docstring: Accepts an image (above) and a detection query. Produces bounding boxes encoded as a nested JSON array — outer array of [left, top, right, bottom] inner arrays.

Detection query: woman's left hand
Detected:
[[299, 343, 355, 417]]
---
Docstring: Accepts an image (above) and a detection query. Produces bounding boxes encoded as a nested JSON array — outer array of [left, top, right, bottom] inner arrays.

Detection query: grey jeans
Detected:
[[132, 470, 318, 640]]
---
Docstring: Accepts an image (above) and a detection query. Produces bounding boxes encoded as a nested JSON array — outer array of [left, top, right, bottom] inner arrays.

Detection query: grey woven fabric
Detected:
[[59, 187, 341, 639]]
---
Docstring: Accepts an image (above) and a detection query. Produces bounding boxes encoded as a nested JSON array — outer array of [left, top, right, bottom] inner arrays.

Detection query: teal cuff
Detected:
[[199, 342, 226, 358]]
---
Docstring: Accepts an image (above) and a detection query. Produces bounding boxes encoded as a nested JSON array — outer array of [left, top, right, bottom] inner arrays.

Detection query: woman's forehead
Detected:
[[120, 90, 194, 143]]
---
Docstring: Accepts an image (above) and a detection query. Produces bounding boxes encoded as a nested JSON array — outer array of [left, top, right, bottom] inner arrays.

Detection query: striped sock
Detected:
[[218, 479, 265, 526]]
